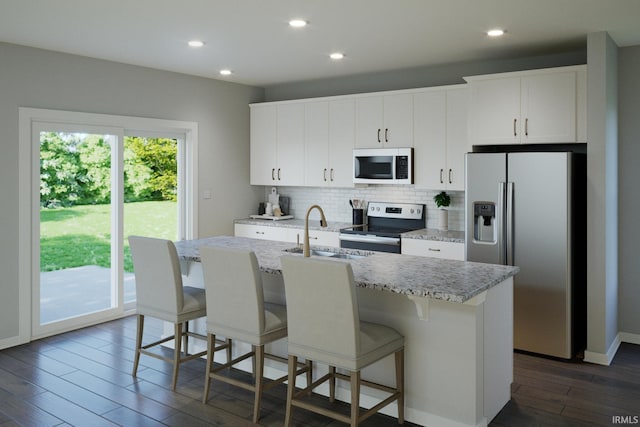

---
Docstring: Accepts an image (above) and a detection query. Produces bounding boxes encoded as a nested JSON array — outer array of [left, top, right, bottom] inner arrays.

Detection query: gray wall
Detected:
[[618, 45, 640, 335], [586, 32, 619, 359], [264, 49, 586, 101], [0, 42, 263, 342]]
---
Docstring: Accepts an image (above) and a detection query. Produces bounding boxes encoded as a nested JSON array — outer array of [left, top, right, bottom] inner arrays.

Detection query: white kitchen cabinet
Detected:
[[234, 223, 339, 248], [234, 223, 295, 242], [304, 99, 355, 188], [250, 103, 305, 186], [413, 86, 468, 191], [250, 104, 278, 185], [290, 229, 340, 247], [355, 93, 413, 148], [401, 239, 464, 260], [465, 65, 586, 145]]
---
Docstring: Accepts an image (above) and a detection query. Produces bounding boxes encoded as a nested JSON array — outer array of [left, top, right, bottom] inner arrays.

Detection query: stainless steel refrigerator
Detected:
[[465, 149, 586, 359]]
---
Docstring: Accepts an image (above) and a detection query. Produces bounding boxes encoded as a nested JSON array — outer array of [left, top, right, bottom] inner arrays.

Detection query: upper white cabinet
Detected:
[[304, 99, 355, 187], [250, 104, 278, 185], [413, 86, 469, 191], [465, 65, 586, 145], [250, 103, 305, 186], [355, 93, 413, 148]]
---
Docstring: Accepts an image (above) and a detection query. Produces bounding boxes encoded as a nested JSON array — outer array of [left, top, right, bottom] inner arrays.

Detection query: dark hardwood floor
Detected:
[[0, 316, 638, 426]]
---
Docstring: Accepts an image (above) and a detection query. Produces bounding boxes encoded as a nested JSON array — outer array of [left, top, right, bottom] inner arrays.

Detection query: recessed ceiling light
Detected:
[[289, 19, 307, 28], [329, 52, 345, 60], [219, 69, 232, 76], [188, 40, 205, 47], [487, 29, 505, 37]]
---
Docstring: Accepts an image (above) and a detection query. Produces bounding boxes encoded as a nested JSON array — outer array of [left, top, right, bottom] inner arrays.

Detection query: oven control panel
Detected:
[[367, 202, 424, 220]]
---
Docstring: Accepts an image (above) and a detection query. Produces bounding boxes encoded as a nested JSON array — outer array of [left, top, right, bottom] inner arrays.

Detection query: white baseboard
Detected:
[[584, 333, 621, 365], [619, 331, 640, 345]]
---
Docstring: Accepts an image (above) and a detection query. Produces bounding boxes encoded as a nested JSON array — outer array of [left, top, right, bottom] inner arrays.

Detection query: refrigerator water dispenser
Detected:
[[473, 203, 496, 243]]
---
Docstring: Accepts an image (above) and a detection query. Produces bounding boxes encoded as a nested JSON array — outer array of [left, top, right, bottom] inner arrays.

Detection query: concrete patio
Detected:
[[40, 265, 136, 324]]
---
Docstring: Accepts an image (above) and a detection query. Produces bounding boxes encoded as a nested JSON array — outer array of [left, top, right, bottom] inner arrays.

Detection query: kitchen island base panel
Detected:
[[174, 262, 512, 427]]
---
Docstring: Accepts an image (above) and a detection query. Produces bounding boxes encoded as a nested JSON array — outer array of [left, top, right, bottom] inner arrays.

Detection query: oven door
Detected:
[[339, 233, 401, 253]]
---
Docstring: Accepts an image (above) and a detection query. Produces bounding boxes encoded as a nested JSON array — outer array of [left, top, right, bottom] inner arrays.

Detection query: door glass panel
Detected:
[[39, 132, 114, 324], [123, 136, 178, 306]]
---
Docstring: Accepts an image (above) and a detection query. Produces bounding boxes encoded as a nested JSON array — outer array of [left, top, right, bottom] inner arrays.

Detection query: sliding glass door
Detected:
[[32, 125, 186, 338]]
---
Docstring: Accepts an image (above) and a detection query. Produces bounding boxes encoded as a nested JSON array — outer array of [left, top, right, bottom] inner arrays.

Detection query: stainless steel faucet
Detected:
[[304, 204, 327, 257]]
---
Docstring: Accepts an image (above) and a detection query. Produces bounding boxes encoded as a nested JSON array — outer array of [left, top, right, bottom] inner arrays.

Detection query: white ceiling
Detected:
[[1, 0, 639, 87]]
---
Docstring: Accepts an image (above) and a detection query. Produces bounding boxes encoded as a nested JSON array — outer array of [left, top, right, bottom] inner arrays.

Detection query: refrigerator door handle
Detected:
[[506, 181, 514, 266], [498, 181, 506, 265]]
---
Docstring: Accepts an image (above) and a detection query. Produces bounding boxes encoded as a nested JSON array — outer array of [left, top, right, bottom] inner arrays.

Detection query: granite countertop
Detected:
[[235, 217, 465, 242], [401, 228, 465, 243], [175, 236, 518, 304]]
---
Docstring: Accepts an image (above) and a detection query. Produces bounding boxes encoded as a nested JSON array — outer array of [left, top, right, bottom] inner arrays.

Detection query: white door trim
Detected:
[[17, 107, 198, 343]]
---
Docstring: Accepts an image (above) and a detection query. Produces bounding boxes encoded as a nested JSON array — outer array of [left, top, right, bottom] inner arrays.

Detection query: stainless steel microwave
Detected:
[[353, 148, 413, 184]]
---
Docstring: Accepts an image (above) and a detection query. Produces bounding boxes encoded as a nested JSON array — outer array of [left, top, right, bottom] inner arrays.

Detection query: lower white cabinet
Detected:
[[234, 224, 339, 247], [401, 239, 464, 260], [289, 229, 339, 247], [234, 224, 294, 243]]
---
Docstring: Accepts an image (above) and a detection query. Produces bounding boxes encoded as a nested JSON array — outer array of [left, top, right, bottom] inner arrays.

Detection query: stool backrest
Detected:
[[128, 236, 183, 315], [200, 246, 265, 335], [280, 255, 359, 358]]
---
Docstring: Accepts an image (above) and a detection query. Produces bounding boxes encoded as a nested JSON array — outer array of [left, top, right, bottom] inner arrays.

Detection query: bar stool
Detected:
[[199, 246, 310, 424], [128, 236, 230, 391], [280, 255, 405, 426]]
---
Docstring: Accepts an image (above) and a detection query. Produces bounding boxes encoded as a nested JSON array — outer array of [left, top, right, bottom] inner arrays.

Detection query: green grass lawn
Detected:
[[40, 200, 177, 272]]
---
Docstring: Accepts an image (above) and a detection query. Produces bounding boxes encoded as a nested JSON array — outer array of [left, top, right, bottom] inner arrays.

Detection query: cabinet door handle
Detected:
[[525, 118, 529, 136], [385, 128, 389, 142], [323, 168, 327, 181], [271, 168, 275, 180], [428, 248, 441, 252], [277, 168, 281, 180], [330, 168, 334, 181], [448, 168, 453, 184], [513, 118, 517, 137], [440, 168, 444, 184], [377, 128, 381, 143], [256, 231, 265, 235]]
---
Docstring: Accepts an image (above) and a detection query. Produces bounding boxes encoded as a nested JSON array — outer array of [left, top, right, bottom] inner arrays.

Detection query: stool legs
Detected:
[[253, 345, 265, 423], [284, 355, 298, 427], [350, 370, 361, 427], [132, 314, 144, 377], [396, 348, 405, 424], [171, 322, 183, 390]]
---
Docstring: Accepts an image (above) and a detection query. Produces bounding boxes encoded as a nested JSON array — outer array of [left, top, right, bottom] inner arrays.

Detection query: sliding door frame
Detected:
[[18, 108, 198, 342]]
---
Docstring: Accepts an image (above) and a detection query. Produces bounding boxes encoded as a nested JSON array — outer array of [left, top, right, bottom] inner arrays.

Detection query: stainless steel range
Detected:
[[339, 202, 425, 253]]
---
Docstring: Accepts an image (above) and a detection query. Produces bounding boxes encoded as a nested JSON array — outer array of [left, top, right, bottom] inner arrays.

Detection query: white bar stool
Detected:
[[280, 255, 405, 426], [200, 246, 310, 423], [128, 236, 230, 391]]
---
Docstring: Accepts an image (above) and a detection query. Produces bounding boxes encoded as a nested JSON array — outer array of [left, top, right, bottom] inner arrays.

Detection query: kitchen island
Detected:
[[175, 236, 519, 427]]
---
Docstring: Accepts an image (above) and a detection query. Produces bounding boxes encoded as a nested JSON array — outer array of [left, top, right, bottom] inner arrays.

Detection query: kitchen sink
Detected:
[[283, 246, 370, 260]]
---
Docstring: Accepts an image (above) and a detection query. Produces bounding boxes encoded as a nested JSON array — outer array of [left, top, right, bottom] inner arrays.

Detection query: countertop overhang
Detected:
[[175, 236, 518, 304]]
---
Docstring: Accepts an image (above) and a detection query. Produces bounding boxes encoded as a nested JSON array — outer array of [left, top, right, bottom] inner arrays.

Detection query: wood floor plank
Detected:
[[25, 391, 119, 427], [2, 345, 77, 377], [1, 316, 638, 426], [10, 365, 121, 416], [101, 406, 169, 427], [62, 370, 177, 421], [0, 389, 63, 427]]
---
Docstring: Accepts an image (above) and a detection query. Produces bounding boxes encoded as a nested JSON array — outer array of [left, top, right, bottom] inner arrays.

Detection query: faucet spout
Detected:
[[304, 204, 328, 257]]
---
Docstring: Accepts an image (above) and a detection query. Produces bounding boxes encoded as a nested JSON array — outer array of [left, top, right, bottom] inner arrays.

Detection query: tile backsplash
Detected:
[[262, 185, 464, 231]]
